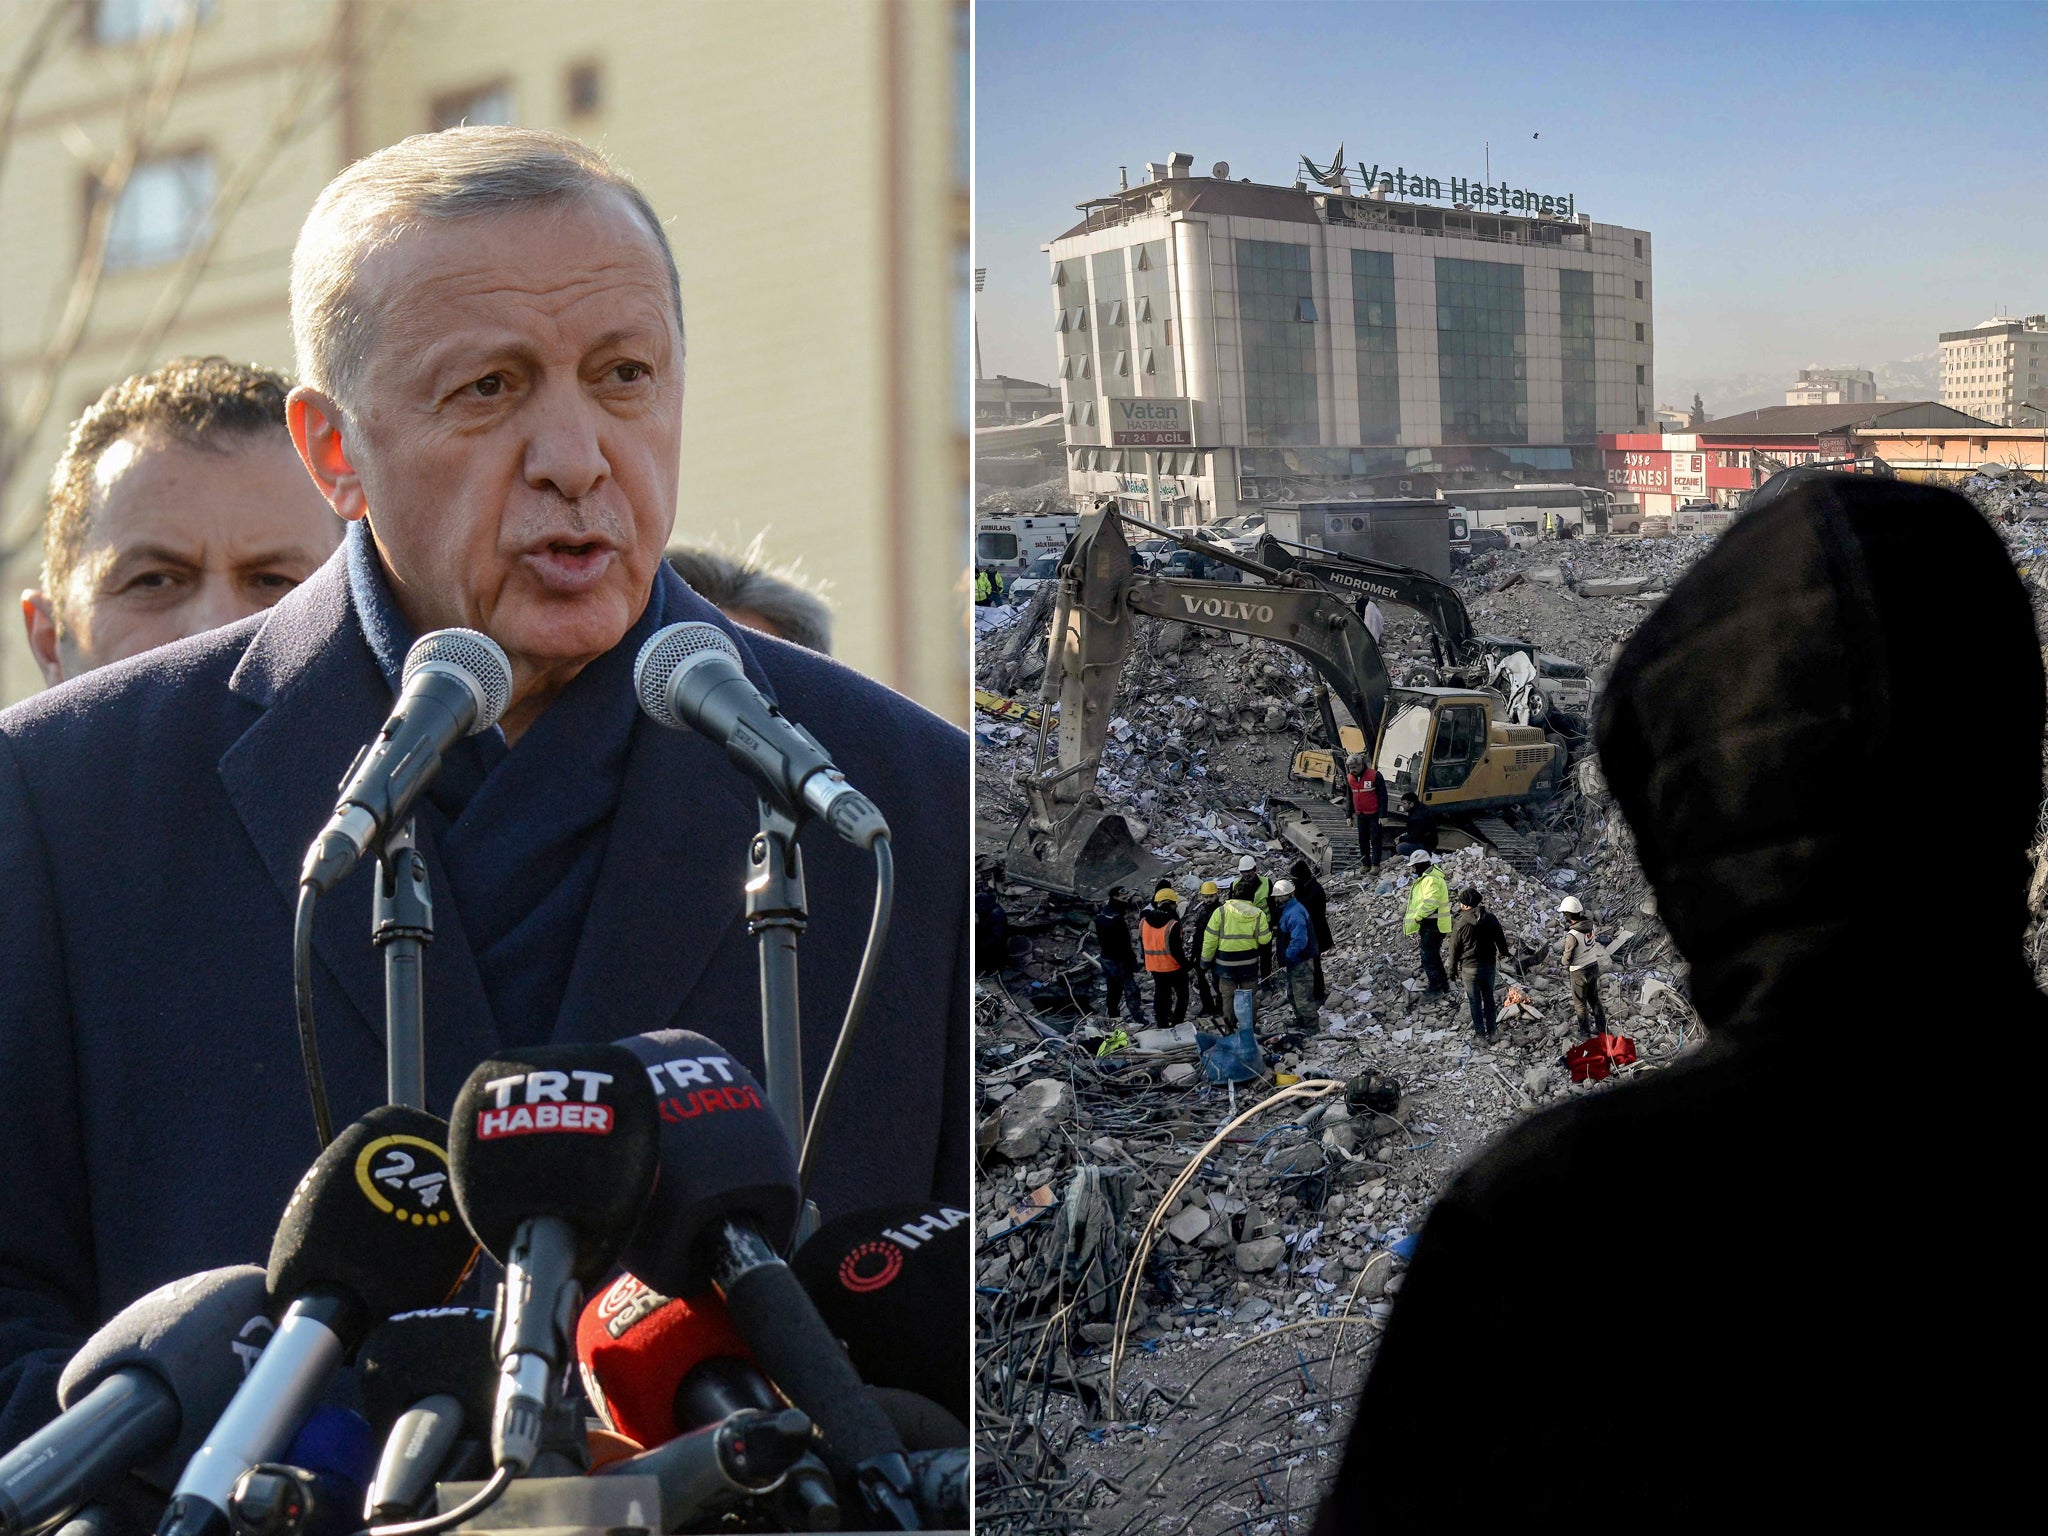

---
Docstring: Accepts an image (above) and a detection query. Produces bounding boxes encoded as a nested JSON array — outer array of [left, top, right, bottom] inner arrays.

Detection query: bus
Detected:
[[1445, 484, 1612, 538]]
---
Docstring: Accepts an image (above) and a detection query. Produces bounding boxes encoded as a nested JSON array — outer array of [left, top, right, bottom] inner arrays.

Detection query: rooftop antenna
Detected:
[[1484, 140, 1490, 185], [1119, 165, 1128, 191]]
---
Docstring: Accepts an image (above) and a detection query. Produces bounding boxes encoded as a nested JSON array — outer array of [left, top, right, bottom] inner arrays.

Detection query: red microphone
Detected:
[[574, 1274, 763, 1450]]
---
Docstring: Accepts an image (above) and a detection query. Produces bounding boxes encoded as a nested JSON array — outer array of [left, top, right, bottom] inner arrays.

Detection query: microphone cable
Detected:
[[293, 882, 334, 1149], [355, 1462, 513, 1536], [796, 832, 893, 1202]]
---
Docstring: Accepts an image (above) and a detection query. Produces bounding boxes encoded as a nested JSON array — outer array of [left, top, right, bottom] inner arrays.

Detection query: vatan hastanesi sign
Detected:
[[1301, 148, 1577, 219], [1107, 397, 1196, 448]]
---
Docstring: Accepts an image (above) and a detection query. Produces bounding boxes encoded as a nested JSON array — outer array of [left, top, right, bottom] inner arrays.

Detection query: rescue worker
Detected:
[[1202, 885, 1272, 1033], [1448, 887, 1513, 1040], [973, 567, 992, 605], [989, 565, 1006, 604], [1093, 887, 1147, 1025], [1394, 792, 1439, 857], [1233, 853, 1274, 980], [1289, 857, 1335, 1002], [1558, 894, 1607, 1034], [1138, 887, 1190, 1026], [1346, 751, 1388, 870], [1181, 879, 1224, 1017], [975, 862, 1008, 975], [1403, 849, 1453, 995], [1272, 878, 1320, 1030]]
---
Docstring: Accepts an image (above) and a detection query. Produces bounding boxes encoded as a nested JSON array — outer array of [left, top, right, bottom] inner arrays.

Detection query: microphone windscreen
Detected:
[[284, 1403, 375, 1493], [403, 629, 512, 734], [356, 1307, 498, 1441], [266, 1105, 478, 1340], [56, 1266, 271, 1489], [612, 1031, 801, 1296], [573, 1274, 754, 1449], [868, 1387, 967, 1452], [449, 1045, 660, 1281], [790, 1203, 971, 1424]]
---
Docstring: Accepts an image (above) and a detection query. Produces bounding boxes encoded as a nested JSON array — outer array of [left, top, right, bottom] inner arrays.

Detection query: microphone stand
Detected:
[[747, 799, 809, 1155], [374, 820, 435, 1109]]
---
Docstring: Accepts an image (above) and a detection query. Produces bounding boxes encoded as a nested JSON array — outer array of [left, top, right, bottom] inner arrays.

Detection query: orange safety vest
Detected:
[[1140, 914, 1182, 972]]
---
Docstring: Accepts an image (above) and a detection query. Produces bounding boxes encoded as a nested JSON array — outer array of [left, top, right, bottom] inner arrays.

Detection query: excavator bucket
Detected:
[[1006, 804, 1165, 900]]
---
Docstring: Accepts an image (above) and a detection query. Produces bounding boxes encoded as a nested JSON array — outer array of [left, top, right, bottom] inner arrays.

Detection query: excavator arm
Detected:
[[1252, 533, 1477, 665]]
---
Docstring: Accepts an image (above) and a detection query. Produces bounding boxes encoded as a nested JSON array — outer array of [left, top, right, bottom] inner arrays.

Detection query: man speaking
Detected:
[[0, 128, 968, 1443]]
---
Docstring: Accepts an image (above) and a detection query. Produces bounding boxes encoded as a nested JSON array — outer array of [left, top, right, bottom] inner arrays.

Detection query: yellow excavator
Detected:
[[1006, 507, 1565, 895]]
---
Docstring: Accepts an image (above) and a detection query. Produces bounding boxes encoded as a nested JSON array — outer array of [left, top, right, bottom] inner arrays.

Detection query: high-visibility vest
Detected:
[[1140, 914, 1181, 972], [1205, 899, 1269, 960], [974, 571, 991, 602]]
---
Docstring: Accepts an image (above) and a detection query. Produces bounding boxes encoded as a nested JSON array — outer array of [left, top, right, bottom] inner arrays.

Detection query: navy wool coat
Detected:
[[0, 555, 969, 1445]]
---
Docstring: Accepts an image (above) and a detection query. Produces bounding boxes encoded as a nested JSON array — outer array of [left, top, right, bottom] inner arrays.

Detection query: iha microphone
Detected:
[[791, 1203, 972, 1428], [0, 1269, 270, 1536], [300, 629, 512, 895], [633, 622, 889, 848], [448, 1045, 659, 1476], [356, 1308, 499, 1522], [613, 1031, 919, 1529], [155, 1107, 477, 1536]]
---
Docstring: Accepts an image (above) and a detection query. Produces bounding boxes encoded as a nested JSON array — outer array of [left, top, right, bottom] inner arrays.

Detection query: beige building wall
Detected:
[[0, 0, 967, 719]]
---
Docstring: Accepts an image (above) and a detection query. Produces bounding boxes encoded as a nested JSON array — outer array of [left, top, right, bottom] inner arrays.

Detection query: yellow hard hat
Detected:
[[1200, 880, 1220, 895], [1154, 887, 1179, 904]]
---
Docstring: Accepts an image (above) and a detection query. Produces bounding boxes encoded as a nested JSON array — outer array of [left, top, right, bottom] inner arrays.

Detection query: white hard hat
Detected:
[[1272, 879, 1295, 900], [1407, 849, 1434, 867], [1558, 895, 1585, 915], [1238, 854, 1257, 872]]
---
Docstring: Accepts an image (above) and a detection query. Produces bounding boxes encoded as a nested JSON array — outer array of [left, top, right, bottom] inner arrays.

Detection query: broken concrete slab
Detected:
[[994, 1077, 1074, 1161], [1166, 1205, 1211, 1243], [1234, 1236, 1286, 1273]]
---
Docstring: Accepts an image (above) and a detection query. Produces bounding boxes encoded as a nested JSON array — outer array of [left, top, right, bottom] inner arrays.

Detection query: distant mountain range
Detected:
[[1661, 353, 1944, 421]]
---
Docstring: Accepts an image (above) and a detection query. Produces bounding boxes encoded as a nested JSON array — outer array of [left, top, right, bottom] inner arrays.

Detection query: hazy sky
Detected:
[[976, 0, 2048, 407]]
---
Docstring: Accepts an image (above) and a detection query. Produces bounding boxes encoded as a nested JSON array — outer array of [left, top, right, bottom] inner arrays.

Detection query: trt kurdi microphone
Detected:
[[633, 623, 889, 848], [611, 1032, 919, 1529], [791, 1203, 972, 1426], [300, 629, 512, 895], [156, 1107, 476, 1536], [0, 1269, 269, 1536], [448, 1046, 658, 1476], [356, 1309, 498, 1522]]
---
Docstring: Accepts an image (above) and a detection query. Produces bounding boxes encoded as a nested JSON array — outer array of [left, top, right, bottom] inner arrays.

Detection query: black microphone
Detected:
[[448, 1046, 659, 1476], [299, 629, 512, 894], [355, 1309, 498, 1522], [0, 1269, 270, 1536], [633, 623, 889, 848], [613, 1031, 919, 1529], [790, 1203, 972, 1427], [155, 1107, 478, 1536]]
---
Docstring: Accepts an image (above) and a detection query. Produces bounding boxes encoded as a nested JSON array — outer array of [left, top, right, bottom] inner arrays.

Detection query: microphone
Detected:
[[633, 623, 889, 848], [448, 1046, 659, 1476], [573, 1276, 756, 1450], [355, 1309, 498, 1522], [790, 1203, 972, 1427], [0, 1269, 270, 1536], [592, 1409, 819, 1531], [613, 1031, 919, 1528], [156, 1106, 477, 1536], [299, 629, 512, 894]]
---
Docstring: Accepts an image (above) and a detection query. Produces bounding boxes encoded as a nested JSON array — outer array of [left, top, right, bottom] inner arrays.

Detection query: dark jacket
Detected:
[[0, 555, 970, 1447], [1446, 905, 1510, 977], [1317, 476, 2040, 1528], [1093, 902, 1138, 968], [1181, 896, 1219, 965], [1289, 864, 1334, 952]]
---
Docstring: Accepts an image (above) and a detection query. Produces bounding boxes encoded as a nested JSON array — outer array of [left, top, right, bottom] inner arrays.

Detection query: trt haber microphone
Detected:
[[0, 1268, 270, 1536], [300, 629, 512, 895], [156, 1107, 476, 1536], [633, 623, 889, 848], [791, 1203, 972, 1426], [355, 1309, 498, 1522], [610, 1031, 919, 1529], [448, 1045, 659, 1476]]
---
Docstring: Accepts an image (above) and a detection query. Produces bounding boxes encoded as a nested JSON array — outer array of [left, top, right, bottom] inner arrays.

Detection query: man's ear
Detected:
[[21, 590, 66, 688], [287, 387, 368, 522]]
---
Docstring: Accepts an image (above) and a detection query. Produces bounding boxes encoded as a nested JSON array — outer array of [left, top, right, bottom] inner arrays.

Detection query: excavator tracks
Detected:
[[1470, 814, 1544, 873]]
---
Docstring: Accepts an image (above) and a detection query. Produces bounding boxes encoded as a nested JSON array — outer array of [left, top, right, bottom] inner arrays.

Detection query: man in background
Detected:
[[20, 357, 341, 685], [666, 546, 832, 653]]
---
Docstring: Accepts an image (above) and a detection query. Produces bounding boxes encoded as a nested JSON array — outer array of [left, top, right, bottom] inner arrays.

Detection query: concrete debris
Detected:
[[976, 500, 2048, 1535]]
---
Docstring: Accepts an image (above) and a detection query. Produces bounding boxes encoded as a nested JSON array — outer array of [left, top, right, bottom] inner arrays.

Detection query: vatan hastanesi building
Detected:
[[1046, 150, 1654, 522]]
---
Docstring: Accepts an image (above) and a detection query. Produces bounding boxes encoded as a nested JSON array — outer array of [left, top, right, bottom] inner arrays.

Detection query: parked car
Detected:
[[1133, 537, 1175, 570], [1467, 527, 1510, 554], [1006, 554, 1062, 603], [1155, 547, 1242, 582]]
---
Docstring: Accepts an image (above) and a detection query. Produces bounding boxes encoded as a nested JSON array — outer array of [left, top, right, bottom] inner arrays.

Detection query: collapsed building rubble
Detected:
[[975, 502, 2048, 1533]]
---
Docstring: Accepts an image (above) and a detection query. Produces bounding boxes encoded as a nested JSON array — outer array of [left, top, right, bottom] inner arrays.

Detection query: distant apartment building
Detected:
[[1045, 150, 1653, 522], [1940, 316, 2048, 427], [1785, 367, 1876, 406]]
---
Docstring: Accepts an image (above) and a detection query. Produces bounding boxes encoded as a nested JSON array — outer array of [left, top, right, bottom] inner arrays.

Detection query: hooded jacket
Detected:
[[1402, 865, 1452, 935], [1317, 476, 2043, 1528]]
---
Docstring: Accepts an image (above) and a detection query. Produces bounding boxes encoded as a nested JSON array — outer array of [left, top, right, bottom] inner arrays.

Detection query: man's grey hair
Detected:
[[667, 546, 834, 655], [290, 126, 683, 414]]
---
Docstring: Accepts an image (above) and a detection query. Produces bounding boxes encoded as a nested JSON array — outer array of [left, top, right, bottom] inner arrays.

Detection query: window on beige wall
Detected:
[[102, 151, 215, 271], [566, 62, 604, 118], [94, 0, 214, 45], [432, 82, 515, 131]]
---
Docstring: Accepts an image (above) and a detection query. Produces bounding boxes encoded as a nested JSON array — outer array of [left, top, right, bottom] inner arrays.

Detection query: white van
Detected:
[[975, 514, 1077, 576]]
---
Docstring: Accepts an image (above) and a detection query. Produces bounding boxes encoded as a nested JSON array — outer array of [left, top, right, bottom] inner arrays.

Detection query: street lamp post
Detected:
[[2017, 399, 2048, 478]]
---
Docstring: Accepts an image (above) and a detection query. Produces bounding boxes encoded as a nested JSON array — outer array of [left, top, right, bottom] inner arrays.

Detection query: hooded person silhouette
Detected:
[[1314, 475, 2041, 1528]]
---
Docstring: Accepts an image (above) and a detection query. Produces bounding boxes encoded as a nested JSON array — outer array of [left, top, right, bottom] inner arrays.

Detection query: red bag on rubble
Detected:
[[1564, 1032, 1638, 1083]]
